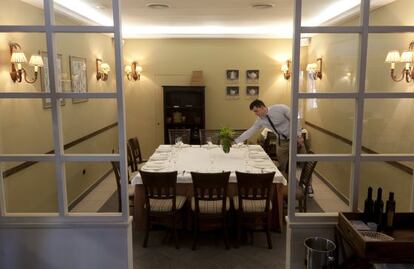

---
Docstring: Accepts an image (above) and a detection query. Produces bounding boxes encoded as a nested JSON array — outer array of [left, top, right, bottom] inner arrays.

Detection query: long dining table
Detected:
[[131, 144, 287, 232]]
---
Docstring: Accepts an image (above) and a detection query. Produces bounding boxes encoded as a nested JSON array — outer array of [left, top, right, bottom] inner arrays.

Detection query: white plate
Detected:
[[156, 148, 172, 152], [148, 160, 168, 165], [251, 162, 273, 169], [150, 154, 169, 161]]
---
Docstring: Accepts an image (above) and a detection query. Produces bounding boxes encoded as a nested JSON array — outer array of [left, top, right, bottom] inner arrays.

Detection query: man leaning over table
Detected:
[[234, 99, 305, 178]]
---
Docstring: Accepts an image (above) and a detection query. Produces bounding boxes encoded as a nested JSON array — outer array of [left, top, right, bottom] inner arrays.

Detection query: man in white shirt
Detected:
[[235, 99, 303, 174]]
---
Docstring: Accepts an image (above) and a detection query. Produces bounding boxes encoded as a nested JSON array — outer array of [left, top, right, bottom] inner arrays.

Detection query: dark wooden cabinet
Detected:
[[163, 86, 205, 144]]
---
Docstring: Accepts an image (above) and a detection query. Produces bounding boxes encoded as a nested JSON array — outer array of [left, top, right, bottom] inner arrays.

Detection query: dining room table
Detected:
[[131, 143, 287, 232]]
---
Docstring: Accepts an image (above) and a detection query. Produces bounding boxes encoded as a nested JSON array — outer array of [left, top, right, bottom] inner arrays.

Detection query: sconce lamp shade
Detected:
[[385, 50, 401, 63], [29, 55, 44, 67], [281, 64, 289, 72], [400, 50, 414, 63], [124, 65, 132, 73], [306, 63, 317, 72], [135, 64, 143, 73], [11, 52, 28, 63], [100, 62, 111, 73]]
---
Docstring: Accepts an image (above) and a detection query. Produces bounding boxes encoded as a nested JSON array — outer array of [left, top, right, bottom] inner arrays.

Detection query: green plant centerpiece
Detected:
[[219, 127, 234, 153]]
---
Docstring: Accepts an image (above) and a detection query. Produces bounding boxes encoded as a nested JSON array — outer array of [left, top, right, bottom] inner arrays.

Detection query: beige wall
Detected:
[[123, 39, 309, 158], [0, 0, 118, 212], [306, 0, 414, 211]]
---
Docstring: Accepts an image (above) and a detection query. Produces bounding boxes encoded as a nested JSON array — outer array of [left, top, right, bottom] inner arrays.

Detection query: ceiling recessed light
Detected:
[[146, 3, 171, 9], [251, 3, 275, 9]]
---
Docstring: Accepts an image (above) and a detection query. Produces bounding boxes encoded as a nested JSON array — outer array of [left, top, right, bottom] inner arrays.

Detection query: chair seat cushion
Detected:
[[128, 185, 135, 197], [191, 197, 230, 214], [145, 196, 186, 212], [233, 196, 272, 212]]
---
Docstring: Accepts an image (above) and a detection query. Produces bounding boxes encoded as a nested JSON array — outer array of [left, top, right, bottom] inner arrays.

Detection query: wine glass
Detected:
[[175, 136, 182, 145], [206, 136, 212, 146]]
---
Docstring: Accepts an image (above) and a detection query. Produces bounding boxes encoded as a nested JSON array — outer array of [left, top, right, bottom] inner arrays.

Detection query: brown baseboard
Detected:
[[68, 168, 113, 211]]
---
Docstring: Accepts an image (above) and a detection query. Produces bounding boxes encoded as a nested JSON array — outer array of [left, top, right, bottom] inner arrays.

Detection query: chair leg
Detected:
[[266, 215, 273, 249], [304, 197, 307, 213], [192, 215, 199, 251], [173, 214, 179, 249], [143, 216, 150, 248], [236, 212, 241, 248], [223, 215, 230, 250]]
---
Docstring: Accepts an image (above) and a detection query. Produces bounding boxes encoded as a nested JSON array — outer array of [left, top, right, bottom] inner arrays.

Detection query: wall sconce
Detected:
[[124, 61, 142, 81], [281, 60, 291, 80], [385, 41, 414, 82], [96, 58, 110, 81], [306, 58, 323, 80], [9, 42, 44, 84]]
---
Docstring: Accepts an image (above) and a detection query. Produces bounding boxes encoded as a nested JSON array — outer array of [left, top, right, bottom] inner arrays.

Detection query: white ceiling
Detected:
[[22, 0, 395, 38]]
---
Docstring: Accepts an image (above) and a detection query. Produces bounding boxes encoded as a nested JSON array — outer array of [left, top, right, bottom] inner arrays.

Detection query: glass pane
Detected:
[[53, 0, 113, 26], [367, 33, 414, 92], [0, 33, 47, 93], [55, 33, 117, 93], [296, 161, 351, 213], [363, 99, 414, 154], [0, 99, 54, 154], [370, 0, 414, 26], [302, 0, 361, 27], [359, 162, 413, 212], [2, 161, 58, 213], [0, 0, 44, 25], [62, 99, 118, 154], [66, 161, 118, 213], [302, 99, 355, 154], [301, 33, 359, 93]]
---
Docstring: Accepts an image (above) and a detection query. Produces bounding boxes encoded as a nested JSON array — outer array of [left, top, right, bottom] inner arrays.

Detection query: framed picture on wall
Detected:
[[246, 86, 259, 97], [226, 69, 239, 82], [226, 86, 239, 98], [40, 51, 65, 109], [246, 69, 259, 84], [69, 56, 88, 104]]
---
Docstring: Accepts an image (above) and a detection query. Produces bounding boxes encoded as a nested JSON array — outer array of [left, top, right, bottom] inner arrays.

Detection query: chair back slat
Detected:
[[235, 171, 275, 212], [128, 137, 144, 167], [191, 172, 230, 213], [126, 143, 137, 172], [298, 151, 317, 189], [139, 170, 178, 212], [111, 161, 122, 212], [168, 129, 191, 144]]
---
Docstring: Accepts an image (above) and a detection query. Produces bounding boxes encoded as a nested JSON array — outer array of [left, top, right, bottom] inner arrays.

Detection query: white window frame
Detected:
[[288, 0, 414, 224], [0, 0, 129, 224]]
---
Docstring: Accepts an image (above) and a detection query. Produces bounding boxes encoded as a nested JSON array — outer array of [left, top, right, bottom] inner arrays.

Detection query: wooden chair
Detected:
[[190, 171, 231, 250], [168, 128, 191, 144], [234, 171, 275, 249], [128, 137, 147, 170], [282, 156, 317, 212], [199, 129, 220, 145], [140, 170, 187, 249], [126, 143, 137, 172], [262, 132, 278, 160], [110, 161, 135, 213]]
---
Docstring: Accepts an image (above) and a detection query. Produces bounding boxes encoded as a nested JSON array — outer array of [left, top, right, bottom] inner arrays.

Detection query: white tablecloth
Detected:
[[131, 144, 287, 185]]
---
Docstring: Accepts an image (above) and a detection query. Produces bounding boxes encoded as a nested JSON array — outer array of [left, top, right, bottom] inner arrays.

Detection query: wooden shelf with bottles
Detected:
[[163, 86, 205, 144]]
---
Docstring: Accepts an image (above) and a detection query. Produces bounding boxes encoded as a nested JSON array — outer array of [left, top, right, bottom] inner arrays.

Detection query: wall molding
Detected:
[[2, 122, 118, 178], [305, 121, 413, 175], [313, 169, 350, 206], [68, 168, 113, 211]]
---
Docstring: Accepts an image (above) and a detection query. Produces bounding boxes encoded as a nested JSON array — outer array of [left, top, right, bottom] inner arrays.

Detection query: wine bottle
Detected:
[[363, 187, 374, 223], [385, 192, 396, 232], [373, 188, 384, 231]]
